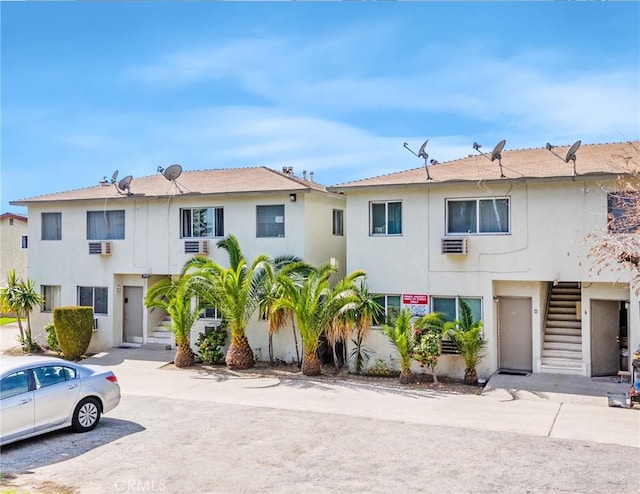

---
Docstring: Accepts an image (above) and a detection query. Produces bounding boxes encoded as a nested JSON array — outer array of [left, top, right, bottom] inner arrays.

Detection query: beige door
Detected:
[[498, 297, 532, 372], [123, 286, 143, 343], [590, 300, 620, 376]]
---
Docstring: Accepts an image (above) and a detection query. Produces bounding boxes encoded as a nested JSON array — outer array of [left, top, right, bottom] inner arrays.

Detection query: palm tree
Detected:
[[336, 281, 382, 374], [271, 264, 365, 376], [0, 269, 44, 352], [257, 259, 310, 365], [144, 274, 201, 367], [184, 235, 269, 370], [382, 308, 415, 384], [444, 299, 486, 385]]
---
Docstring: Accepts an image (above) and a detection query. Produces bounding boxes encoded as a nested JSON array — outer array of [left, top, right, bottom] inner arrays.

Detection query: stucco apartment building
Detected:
[[0, 212, 28, 286], [11, 166, 346, 361], [9, 140, 640, 380], [330, 140, 639, 379]]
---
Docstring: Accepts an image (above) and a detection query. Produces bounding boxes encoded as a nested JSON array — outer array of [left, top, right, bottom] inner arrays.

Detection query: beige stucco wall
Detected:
[[24, 189, 346, 351], [340, 177, 637, 379], [0, 215, 28, 286]]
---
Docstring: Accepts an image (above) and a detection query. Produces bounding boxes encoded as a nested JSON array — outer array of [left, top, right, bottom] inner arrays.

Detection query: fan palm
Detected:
[[271, 264, 365, 376], [184, 235, 269, 370], [382, 308, 415, 384], [444, 299, 486, 385], [144, 274, 201, 367]]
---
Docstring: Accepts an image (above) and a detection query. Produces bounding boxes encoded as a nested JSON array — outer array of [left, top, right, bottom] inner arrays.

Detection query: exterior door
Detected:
[[498, 297, 532, 372], [123, 286, 144, 343], [591, 300, 620, 376]]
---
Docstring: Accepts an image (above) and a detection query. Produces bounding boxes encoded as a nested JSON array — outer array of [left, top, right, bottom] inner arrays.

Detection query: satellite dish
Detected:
[[163, 164, 182, 181], [490, 139, 506, 162], [118, 175, 133, 193], [417, 139, 429, 159], [565, 140, 581, 163], [111, 170, 119, 183]]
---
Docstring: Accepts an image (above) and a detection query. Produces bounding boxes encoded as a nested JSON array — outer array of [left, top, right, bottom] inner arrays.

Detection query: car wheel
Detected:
[[72, 397, 101, 432]]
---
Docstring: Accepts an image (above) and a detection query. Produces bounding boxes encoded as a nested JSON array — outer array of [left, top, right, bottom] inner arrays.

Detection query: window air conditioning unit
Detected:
[[184, 240, 209, 255], [89, 241, 113, 255], [441, 237, 468, 255]]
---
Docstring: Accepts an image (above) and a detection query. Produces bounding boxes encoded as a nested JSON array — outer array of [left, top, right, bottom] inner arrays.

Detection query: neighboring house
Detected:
[[330, 141, 640, 378], [0, 212, 29, 286], [10, 166, 346, 358]]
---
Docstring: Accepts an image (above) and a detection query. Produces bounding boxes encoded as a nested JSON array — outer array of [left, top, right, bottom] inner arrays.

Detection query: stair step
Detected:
[[550, 295, 581, 302], [546, 320, 582, 330], [547, 313, 579, 322], [543, 341, 582, 351], [540, 363, 583, 375], [544, 334, 582, 344], [548, 306, 577, 314], [542, 349, 582, 360]]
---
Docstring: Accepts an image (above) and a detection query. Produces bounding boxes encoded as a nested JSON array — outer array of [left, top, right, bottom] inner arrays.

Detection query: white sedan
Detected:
[[0, 355, 121, 446]]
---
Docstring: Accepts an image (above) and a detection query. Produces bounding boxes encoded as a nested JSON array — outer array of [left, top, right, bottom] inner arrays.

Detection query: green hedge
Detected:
[[53, 306, 93, 360]]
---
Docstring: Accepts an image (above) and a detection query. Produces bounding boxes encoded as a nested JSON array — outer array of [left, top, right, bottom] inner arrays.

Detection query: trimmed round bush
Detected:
[[53, 306, 93, 360]]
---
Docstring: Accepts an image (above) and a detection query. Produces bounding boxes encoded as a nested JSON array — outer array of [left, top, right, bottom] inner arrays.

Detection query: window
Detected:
[[432, 296, 482, 355], [370, 201, 402, 235], [21, 235, 28, 249], [446, 198, 510, 234], [87, 210, 124, 240], [372, 294, 401, 325], [200, 307, 222, 319], [333, 209, 344, 236], [257, 205, 285, 238], [42, 212, 62, 240], [78, 286, 108, 315], [41, 285, 61, 313], [33, 365, 77, 389], [181, 207, 224, 238], [607, 192, 640, 234], [1, 370, 30, 400]]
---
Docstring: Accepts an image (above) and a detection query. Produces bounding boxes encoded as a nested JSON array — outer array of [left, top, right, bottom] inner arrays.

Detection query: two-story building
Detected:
[[11, 166, 346, 360], [330, 141, 639, 378], [0, 212, 29, 287]]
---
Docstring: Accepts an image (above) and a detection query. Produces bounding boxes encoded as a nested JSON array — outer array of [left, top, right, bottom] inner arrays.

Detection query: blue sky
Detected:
[[2, 1, 639, 214]]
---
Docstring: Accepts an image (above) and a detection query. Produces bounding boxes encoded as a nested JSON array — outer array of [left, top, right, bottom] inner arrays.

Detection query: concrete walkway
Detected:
[[80, 345, 640, 449], [2, 322, 639, 448]]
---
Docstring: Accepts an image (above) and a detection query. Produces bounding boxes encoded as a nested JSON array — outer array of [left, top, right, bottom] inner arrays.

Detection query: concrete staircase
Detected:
[[541, 282, 583, 375], [142, 315, 175, 350]]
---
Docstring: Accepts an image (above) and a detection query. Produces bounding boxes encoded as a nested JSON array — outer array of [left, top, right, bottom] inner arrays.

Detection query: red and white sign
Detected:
[[402, 294, 428, 305]]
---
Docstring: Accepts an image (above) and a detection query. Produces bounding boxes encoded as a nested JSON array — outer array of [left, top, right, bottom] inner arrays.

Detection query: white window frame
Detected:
[[77, 286, 108, 315], [607, 192, 640, 234], [370, 201, 402, 236], [180, 207, 224, 238], [257, 205, 285, 238], [87, 210, 125, 240], [332, 209, 344, 236], [20, 235, 28, 249], [41, 285, 61, 313], [41, 212, 62, 241], [372, 294, 401, 326], [445, 197, 510, 235]]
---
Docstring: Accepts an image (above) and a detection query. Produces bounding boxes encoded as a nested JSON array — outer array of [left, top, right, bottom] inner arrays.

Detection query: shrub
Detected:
[[44, 323, 61, 354], [364, 358, 397, 377], [196, 328, 228, 364], [53, 306, 93, 360]]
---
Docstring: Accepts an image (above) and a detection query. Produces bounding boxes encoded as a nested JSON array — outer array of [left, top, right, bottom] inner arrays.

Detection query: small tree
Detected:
[[444, 299, 485, 385], [412, 312, 446, 384], [382, 308, 415, 384], [53, 306, 93, 360], [0, 269, 44, 352]]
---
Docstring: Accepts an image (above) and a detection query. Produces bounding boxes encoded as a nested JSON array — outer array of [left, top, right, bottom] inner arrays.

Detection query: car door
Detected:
[[32, 365, 81, 432], [0, 369, 35, 443]]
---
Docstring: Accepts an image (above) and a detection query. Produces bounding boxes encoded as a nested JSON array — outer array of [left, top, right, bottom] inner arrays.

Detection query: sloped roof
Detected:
[[11, 166, 331, 205], [0, 212, 28, 222], [330, 141, 639, 191]]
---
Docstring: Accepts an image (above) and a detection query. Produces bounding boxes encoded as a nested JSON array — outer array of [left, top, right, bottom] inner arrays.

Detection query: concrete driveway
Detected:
[[1, 327, 639, 493]]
